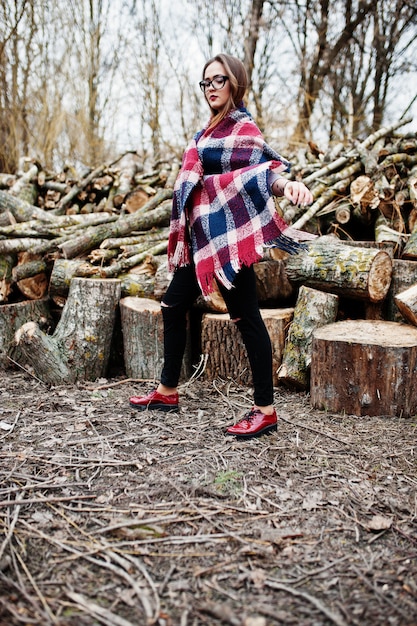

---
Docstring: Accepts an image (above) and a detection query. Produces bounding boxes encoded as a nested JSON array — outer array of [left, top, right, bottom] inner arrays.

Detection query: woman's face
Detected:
[[203, 61, 231, 112]]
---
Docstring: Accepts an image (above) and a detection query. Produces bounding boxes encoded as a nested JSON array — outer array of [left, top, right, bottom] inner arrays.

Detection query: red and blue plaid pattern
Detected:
[[168, 108, 298, 296]]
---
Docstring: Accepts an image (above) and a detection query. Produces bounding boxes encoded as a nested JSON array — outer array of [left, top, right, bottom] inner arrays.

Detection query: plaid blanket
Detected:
[[168, 107, 305, 296]]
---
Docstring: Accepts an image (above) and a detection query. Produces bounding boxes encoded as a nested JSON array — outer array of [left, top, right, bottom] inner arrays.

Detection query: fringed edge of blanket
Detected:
[[168, 241, 191, 274], [265, 225, 317, 254], [198, 249, 262, 298]]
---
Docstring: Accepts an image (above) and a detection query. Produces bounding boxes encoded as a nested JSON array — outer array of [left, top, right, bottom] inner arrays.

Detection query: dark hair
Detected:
[[202, 53, 248, 129]]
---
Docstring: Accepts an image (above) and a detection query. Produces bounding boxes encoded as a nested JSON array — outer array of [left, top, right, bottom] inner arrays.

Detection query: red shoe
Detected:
[[129, 389, 179, 412], [226, 408, 277, 439]]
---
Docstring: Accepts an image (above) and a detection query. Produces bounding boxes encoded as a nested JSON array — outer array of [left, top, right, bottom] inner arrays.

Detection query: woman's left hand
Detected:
[[283, 181, 313, 206]]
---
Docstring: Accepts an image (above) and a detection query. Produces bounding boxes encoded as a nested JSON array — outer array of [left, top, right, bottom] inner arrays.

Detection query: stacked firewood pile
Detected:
[[0, 152, 179, 306], [0, 118, 416, 308], [1, 118, 417, 394], [282, 117, 417, 247]]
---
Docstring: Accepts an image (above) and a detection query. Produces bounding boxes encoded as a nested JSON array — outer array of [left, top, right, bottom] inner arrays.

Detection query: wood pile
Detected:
[[0, 120, 415, 306], [1, 118, 417, 392], [283, 117, 417, 247], [0, 154, 180, 307]]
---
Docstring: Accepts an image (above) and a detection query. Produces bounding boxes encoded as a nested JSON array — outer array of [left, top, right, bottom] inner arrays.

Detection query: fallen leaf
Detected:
[[366, 514, 392, 531]]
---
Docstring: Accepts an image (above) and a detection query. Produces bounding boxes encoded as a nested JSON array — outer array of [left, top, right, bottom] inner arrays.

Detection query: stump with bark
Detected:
[[201, 308, 294, 386], [0, 298, 54, 366], [278, 286, 339, 389], [310, 319, 417, 417], [12, 277, 121, 384], [120, 296, 192, 381]]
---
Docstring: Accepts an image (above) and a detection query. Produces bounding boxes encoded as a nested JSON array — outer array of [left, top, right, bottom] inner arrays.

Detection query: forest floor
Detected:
[[0, 368, 416, 626]]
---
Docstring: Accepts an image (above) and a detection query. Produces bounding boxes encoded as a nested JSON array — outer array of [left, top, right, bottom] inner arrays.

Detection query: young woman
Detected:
[[129, 53, 314, 439]]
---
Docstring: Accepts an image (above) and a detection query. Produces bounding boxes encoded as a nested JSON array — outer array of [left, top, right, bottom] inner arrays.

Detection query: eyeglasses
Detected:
[[199, 75, 229, 92]]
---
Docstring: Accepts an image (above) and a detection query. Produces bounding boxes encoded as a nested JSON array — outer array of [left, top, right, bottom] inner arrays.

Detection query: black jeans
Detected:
[[160, 264, 274, 406]]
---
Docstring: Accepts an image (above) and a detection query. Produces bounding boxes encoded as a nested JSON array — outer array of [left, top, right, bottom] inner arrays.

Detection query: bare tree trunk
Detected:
[[243, 0, 265, 90], [290, 1, 380, 147]]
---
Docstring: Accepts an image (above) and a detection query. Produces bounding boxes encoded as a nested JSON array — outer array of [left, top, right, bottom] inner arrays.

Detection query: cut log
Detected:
[[201, 308, 294, 386], [337, 240, 395, 320], [285, 238, 392, 302], [98, 241, 167, 278], [12, 258, 48, 282], [89, 248, 118, 264], [402, 231, 417, 259], [341, 240, 395, 255], [16, 273, 48, 300], [409, 168, 417, 209], [15, 252, 48, 300], [57, 190, 172, 258], [0, 189, 54, 223], [124, 188, 150, 213], [374, 213, 405, 248], [53, 164, 106, 215], [0, 173, 16, 188], [289, 174, 357, 230], [334, 203, 351, 224], [394, 284, 417, 326], [49, 259, 88, 306], [119, 272, 157, 299], [350, 175, 380, 213], [10, 163, 39, 205], [402, 211, 417, 258], [0, 237, 54, 255], [0, 254, 15, 303], [278, 286, 339, 389], [385, 259, 417, 322], [310, 319, 417, 417], [0, 298, 54, 366], [153, 256, 170, 301], [195, 280, 227, 313], [49, 258, 161, 304], [283, 118, 411, 227], [120, 297, 191, 381], [118, 228, 169, 256], [254, 259, 294, 303], [13, 277, 121, 384], [111, 156, 142, 208]]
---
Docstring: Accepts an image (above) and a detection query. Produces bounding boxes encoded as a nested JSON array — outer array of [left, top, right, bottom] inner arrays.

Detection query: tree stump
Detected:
[[201, 308, 294, 386], [278, 286, 339, 389], [120, 297, 192, 381], [310, 319, 417, 417], [13, 278, 121, 384], [285, 238, 392, 302], [0, 298, 54, 367]]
